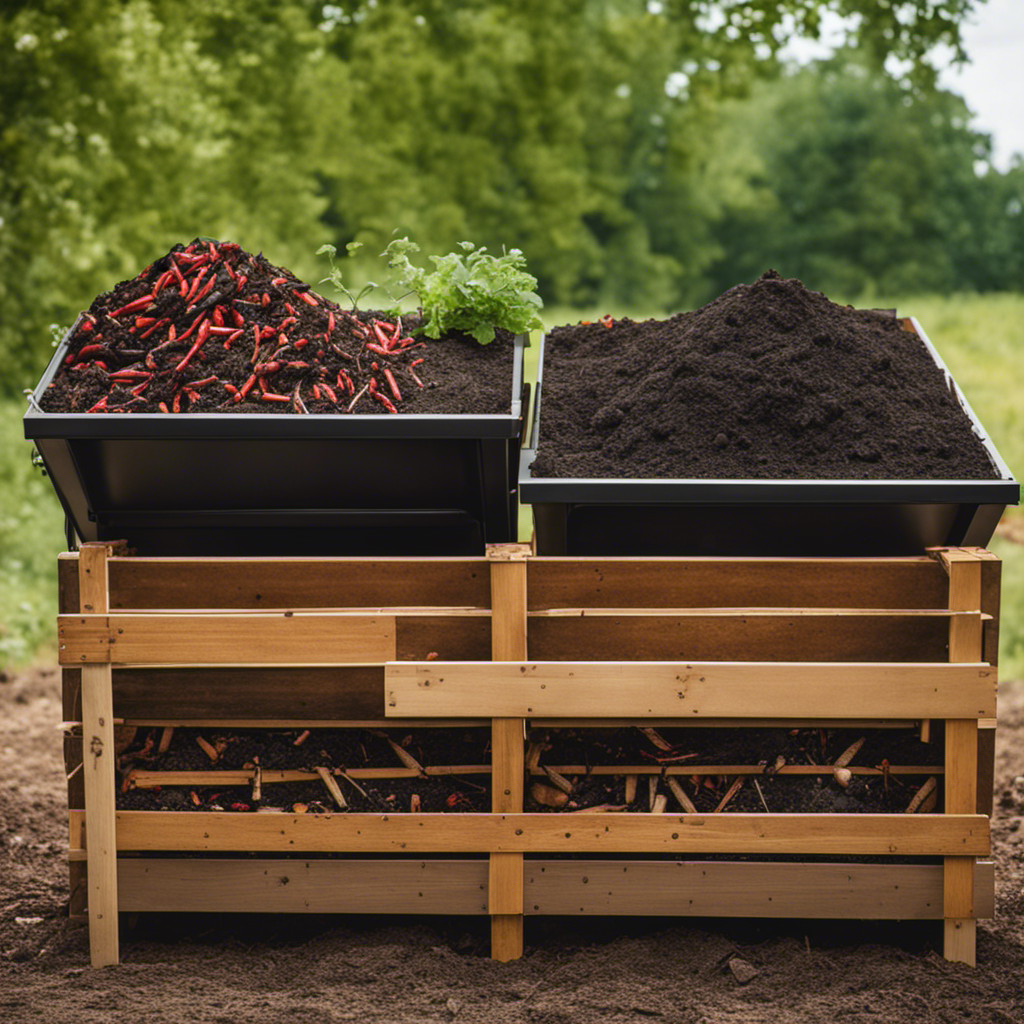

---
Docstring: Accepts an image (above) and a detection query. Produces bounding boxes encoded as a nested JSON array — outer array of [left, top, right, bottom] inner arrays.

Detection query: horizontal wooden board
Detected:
[[527, 558, 949, 611], [523, 860, 995, 919], [118, 858, 489, 914], [109, 810, 989, 856], [112, 667, 386, 721], [101, 556, 493, 610], [386, 662, 996, 719], [58, 613, 397, 666], [528, 613, 957, 663]]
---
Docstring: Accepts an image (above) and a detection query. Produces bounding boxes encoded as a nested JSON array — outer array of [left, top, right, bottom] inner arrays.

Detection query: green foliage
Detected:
[[316, 242, 379, 310], [703, 50, 1024, 300], [384, 239, 544, 344]]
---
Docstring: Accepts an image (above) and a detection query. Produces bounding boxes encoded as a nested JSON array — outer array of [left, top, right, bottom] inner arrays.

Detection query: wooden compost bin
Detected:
[[58, 542, 998, 968]]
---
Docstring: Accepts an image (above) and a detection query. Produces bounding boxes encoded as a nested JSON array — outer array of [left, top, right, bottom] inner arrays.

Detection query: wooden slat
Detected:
[[527, 558, 949, 611], [386, 662, 995, 720], [112, 667, 386, 721], [58, 613, 398, 666], [78, 545, 119, 967], [488, 544, 529, 961], [528, 613, 952, 663], [523, 860, 995, 919], [944, 550, 983, 966], [110, 810, 990, 856], [106, 556, 492, 610], [118, 858, 489, 914]]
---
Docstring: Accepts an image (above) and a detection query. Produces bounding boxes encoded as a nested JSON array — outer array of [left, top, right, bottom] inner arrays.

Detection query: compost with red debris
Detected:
[[40, 239, 514, 416], [531, 270, 997, 480]]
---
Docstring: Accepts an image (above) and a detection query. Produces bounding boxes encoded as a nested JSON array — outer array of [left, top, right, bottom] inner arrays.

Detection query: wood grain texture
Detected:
[[118, 858, 489, 914], [527, 558, 949, 611], [527, 613, 952, 663], [523, 860, 995, 919], [106, 557, 492, 610], [110, 810, 990, 856], [58, 613, 398, 666], [386, 661, 995, 720], [112, 666, 386, 721], [78, 545, 119, 967]]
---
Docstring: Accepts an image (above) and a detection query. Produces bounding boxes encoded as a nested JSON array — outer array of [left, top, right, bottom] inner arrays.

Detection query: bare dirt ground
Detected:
[[2, 665, 1022, 1024]]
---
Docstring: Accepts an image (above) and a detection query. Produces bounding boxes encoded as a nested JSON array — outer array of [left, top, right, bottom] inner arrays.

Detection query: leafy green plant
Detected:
[[316, 242, 381, 309], [384, 239, 544, 344]]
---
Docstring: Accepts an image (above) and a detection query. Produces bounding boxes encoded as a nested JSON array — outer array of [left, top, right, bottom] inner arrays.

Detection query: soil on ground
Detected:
[[3, 664, 1023, 1023], [532, 271, 999, 480], [37, 239, 515, 417]]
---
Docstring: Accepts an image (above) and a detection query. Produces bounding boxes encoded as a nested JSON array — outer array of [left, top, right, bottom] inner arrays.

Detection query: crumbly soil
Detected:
[[37, 239, 515, 417], [3, 664, 1024, 1023], [532, 271, 998, 480]]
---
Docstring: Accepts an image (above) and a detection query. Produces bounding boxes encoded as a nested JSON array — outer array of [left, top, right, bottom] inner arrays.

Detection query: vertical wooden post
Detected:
[[487, 543, 529, 962], [78, 543, 120, 967], [941, 549, 983, 966]]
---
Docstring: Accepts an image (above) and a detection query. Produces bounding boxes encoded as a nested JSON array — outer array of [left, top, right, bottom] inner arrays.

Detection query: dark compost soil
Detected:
[[4, 664, 1024, 1023], [38, 239, 515, 416], [531, 271, 998, 480]]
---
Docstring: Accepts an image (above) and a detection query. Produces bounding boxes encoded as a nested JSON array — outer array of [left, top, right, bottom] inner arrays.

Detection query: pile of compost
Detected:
[[531, 270, 998, 480], [39, 239, 515, 416]]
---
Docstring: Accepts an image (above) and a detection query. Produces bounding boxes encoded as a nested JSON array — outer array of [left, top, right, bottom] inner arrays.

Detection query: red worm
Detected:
[[208, 326, 238, 335], [185, 267, 209, 304], [372, 391, 398, 414], [139, 318, 170, 339], [78, 321, 94, 334], [174, 320, 210, 373], [271, 277, 288, 286], [189, 275, 216, 307], [284, 302, 297, 317], [382, 367, 402, 402], [86, 396, 108, 413], [337, 370, 354, 395], [225, 262, 237, 282], [74, 344, 107, 361], [109, 294, 155, 318], [222, 329, 243, 349], [153, 270, 173, 293], [176, 312, 207, 345], [189, 376, 218, 389], [212, 306, 225, 327], [135, 317, 157, 328], [279, 317, 298, 330], [327, 311, 335, 334], [159, 401, 170, 413], [260, 393, 290, 403], [261, 292, 271, 307], [224, 383, 239, 398], [109, 370, 152, 381], [231, 308, 245, 328], [408, 367, 424, 388], [130, 380, 150, 397], [371, 322, 392, 348], [251, 325, 261, 364], [295, 290, 318, 307], [170, 260, 187, 294], [365, 343, 390, 357], [172, 390, 183, 413], [320, 382, 337, 404], [294, 338, 309, 349], [237, 374, 257, 401]]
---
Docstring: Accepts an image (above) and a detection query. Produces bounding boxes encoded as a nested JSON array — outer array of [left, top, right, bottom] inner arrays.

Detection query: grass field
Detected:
[[2, 293, 1021, 673]]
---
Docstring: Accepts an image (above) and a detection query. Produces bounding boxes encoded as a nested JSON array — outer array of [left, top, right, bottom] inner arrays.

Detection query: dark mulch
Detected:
[[532, 271, 997, 480], [37, 239, 515, 416]]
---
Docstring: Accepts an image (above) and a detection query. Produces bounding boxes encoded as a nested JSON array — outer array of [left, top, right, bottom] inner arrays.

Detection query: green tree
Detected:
[[703, 50, 1022, 297]]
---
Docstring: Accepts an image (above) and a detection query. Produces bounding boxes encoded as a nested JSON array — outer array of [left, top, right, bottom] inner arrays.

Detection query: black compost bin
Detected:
[[519, 317, 1018, 556], [25, 328, 529, 556]]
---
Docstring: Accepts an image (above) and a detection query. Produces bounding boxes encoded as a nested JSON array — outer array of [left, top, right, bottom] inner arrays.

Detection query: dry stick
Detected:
[[338, 770, 369, 799], [833, 736, 866, 769], [667, 776, 699, 813], [651, 793, 668, 814], [638, 726, 673, 751], [315, 766, 347, 809], [251, 765, 262, 804], [525, 742, 547, 770], [531, 782, 569, 808], [542, 766, 574, 794], [569, 804, 628, 814], [157, 727, 174, 754], [370, 731, 426, 774], [346, 383, 369, 412], [906, 776, 938, 814], [647, 776, 658, 811], [293, 729, 311, 747], [624, 774, 638, 805], [753, 777, 770, 813], [713, 776, 745, 813], [195, 736, 219, 762]]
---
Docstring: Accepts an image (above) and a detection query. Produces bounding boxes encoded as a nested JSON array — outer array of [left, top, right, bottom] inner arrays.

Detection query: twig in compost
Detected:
[[906, 776, 938, 813], [347, 383, 369, 411], [624, 773, 637, 805], [157, 727, 174, 754], [339, 770, 369, 799], [370, 730, 426, 774], [647, 775, 658, 811], [651, 793, 668, 813], [542, 766, 574, 794], [638, 726, 673, 751], [315, 766, 348, 809], [833, 737, 866, 769], [753, 777, 770, 813], [569, 804, 628, 814], [251, 765, 262, 803], [667, 776, 698, 813], [713, 776, 745, 813], [293, 729, 311, 746], [196, 736, 219, 762]]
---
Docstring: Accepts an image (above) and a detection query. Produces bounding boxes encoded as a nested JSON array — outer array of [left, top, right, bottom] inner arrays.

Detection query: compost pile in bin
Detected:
[[531, 270, 998, 479], [39, 239, 515, 416], [115, 722, 941, 819]]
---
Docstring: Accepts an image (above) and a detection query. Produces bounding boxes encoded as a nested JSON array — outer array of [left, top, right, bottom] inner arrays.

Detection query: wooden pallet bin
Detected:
[[58, 543, 998, 968]]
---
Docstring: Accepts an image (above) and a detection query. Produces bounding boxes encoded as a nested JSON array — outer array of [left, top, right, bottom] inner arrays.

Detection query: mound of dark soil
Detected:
[[532, 271, 997, 480], [38, 239, 514, 416]]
